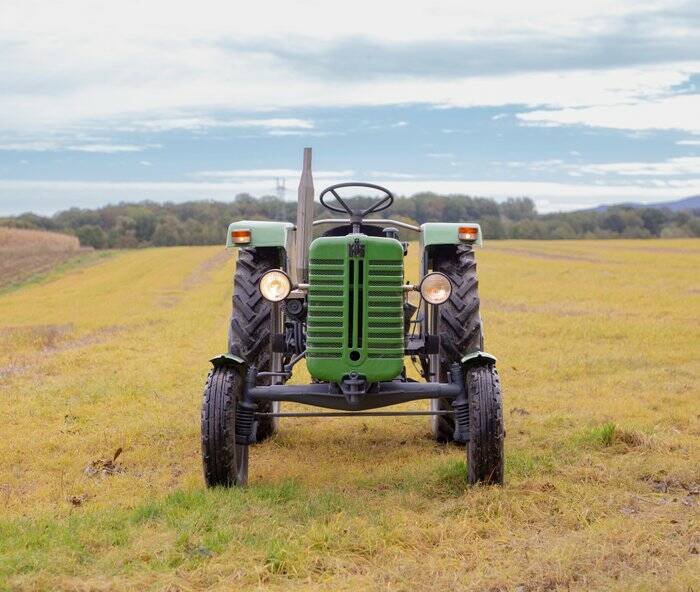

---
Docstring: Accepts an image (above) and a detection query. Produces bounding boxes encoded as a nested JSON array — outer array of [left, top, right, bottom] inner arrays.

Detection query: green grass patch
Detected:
[[573, 421, 617, 448], [506, 449, 555, 479], [0, 482, 356, 580], [433, 458, 469, 494]]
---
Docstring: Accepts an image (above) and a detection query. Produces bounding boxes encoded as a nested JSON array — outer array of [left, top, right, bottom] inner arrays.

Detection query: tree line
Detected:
[[1, 193, 698, 248]]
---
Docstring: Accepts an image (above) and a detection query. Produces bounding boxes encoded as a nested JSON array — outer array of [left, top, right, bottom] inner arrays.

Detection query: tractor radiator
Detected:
[[306, 234, 405, 383]]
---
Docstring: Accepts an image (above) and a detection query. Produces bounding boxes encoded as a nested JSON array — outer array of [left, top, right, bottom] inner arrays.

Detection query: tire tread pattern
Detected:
[[228, 247, 280, 441], [467, 364, 504, 485], [201, 366, 246, 486], [433, 245, 483, 442]]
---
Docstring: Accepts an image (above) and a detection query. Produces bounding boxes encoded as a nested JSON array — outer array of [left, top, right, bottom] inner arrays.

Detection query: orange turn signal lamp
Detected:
[[231, 229, 251, 244], [458, 225, 479, 242]]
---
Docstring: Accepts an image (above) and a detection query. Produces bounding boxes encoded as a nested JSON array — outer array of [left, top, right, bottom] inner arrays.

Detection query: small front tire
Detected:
[[201, 366, 248, 487], [467, 364, 505, 485]]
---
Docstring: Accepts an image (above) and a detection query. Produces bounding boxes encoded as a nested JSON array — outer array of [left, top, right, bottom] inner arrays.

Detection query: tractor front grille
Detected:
[[306, 235, 405, 382]]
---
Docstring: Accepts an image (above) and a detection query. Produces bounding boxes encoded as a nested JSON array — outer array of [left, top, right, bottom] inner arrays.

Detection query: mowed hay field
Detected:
[[0, 240, 698, 591]]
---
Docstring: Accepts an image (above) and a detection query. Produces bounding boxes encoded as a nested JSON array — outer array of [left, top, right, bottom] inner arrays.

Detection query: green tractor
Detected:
[[201, 148, 504, 487]]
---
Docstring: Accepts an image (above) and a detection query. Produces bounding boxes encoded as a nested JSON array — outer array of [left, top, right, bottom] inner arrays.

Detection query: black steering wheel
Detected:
[[319, 182, 394, 223]]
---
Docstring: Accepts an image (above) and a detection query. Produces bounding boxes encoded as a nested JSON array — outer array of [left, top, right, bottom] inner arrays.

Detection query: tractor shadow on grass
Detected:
[[253, 423, 475, 497]]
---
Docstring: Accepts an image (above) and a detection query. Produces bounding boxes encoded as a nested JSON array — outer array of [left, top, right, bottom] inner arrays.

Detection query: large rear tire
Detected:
[[467, 364, 504, 485], [228, 247, 281, 441], [431, 245, 483, 443], [201, 366, 248, 487]]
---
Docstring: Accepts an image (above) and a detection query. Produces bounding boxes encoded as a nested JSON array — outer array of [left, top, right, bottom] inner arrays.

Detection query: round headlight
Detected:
[[420, 272, 452, 305], [259, 270, 291, 302]]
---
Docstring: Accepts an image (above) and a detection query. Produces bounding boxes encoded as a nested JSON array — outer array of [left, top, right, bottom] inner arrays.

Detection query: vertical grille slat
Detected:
[[357, 259, 364, 348]]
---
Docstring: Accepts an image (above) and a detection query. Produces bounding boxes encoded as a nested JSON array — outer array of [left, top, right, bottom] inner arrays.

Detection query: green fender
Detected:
[[461, 351, 497, 368], [210, 352, 246, 369], [420, 222, 483, 249], [226, 220, 295, 249]]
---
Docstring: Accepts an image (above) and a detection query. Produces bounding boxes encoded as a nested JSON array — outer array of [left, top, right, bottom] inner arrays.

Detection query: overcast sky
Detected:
[[1, 0, 699, 215]]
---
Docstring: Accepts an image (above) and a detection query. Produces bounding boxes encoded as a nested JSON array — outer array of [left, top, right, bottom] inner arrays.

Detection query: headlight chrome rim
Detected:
[[259, 269, 292, 302], [419, 272, 452, 305]]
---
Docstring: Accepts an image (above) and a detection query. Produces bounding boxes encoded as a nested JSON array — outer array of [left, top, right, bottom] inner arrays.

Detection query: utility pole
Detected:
[[275, 177, 286, 220]]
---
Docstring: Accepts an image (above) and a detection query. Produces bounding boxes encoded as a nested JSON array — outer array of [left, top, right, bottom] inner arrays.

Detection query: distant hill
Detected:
[[589, 195, 700, 213]]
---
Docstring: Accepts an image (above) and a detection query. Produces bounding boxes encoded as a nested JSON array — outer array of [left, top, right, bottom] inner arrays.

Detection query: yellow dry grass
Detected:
[[0, 240, 698, 591]]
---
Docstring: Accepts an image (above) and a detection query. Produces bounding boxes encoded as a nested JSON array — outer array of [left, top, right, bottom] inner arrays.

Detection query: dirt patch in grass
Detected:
[[483, 298, 595, 317], [608, 244, 700, 255], [160, 249, 231, 307], [483, 298, 642, 320], [0, 323, 132, 379], [182, 249, 231, 290], [0, 323, 74, 348], [0, 323, 127, 353]]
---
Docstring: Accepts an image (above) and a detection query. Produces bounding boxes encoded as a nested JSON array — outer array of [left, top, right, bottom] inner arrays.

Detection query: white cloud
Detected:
[[0, 140, 160, 153], [0, 141, 60, 152], [369, 171, 418, 179], [67, 143, 159, 153], [574, 156, 700, 176], [192, 169, 353, 179], [676, 139, 700, 146], [0, 0, 697, 134], [227, 118, 313, 129], [266, 130, 331, 137], [131, 117, 314, 132], [496, 159, 565, 171], [517, 93, 700, 133], [1, 0, 670, 44], [496, 156, 700, 177]]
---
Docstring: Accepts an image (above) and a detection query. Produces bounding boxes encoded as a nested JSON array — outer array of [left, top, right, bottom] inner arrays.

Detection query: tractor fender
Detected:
[[210, 353, 246, 370], [226, 220, 295, 250], [420, 222, 483, 249], [460, 351, 497, 368]]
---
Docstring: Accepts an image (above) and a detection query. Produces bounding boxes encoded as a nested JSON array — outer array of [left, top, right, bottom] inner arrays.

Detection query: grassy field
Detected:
[[0, 239, 698, 591]]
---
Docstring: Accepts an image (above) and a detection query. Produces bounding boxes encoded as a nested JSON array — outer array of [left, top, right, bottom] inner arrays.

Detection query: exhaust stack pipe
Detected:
[[295, 147, 314, 283]]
